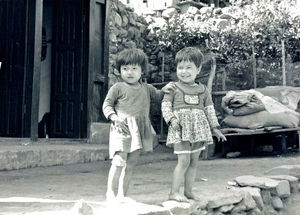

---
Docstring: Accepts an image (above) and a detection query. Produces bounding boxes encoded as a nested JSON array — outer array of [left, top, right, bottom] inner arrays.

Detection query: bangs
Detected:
[[119, 52, 145, 66], [175, 47, 203, 68], [116, 48, 148, 72]]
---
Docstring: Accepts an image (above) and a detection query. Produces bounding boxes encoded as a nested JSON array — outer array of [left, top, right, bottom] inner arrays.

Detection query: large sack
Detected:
[[256, 86, 300, 110], [221, 90, 265, 116], [222, 110, 300, 129], [232, 99, 265, 116]]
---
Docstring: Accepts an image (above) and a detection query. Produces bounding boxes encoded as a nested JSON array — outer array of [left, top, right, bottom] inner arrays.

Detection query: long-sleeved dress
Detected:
[[162, 81, 220, 154], [102, 82, 162, 158]]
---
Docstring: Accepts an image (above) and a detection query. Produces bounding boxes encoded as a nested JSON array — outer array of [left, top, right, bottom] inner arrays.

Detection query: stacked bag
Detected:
[[221, 86, 300, 129]]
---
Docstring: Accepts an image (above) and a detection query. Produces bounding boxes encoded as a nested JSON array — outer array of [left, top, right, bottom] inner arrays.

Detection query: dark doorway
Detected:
[[49, 0, 87, 138], [0, 0, 28, 137]]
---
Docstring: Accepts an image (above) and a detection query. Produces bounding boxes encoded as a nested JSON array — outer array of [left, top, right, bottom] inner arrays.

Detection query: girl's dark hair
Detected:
[[175, 47, 204, 68], [116, 48, 148, 74]]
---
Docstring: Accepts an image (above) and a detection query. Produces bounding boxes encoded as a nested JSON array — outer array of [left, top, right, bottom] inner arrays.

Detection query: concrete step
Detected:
[[0, 138, 109, 171], [0, 138, 176, 171]]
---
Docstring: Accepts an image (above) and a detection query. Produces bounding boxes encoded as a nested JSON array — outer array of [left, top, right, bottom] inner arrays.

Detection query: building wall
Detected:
[[39, 5, 52, 122], [119, 0, 175, 14]]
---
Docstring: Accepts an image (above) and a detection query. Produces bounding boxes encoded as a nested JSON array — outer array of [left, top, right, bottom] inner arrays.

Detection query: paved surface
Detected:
[[0, 148, 299, 214]]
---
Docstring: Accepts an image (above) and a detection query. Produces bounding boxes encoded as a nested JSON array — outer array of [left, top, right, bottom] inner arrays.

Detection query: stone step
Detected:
[[0, 138, 175, 171], [0, 138, 109, 171]]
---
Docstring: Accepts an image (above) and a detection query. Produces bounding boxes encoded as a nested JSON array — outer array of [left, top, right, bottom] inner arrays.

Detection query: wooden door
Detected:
[[50, 0, 86, 138], [0, 0, 27, 137]]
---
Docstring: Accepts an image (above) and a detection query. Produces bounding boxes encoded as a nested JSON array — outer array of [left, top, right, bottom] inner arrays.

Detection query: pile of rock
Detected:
[[162, 164, 300, 215]]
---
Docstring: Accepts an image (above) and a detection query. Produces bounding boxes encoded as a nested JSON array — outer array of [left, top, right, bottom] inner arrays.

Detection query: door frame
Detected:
[[27, 0, 43, 140], [87, 0, 109, 137], [27, 0, 109, 140]]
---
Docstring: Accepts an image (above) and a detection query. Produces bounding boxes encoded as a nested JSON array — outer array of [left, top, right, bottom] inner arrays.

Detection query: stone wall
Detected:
[[89, 0, 165, 144], [90, 1, 300, 143], [108, 0, 161, 86], [159, 165, 300, 215]]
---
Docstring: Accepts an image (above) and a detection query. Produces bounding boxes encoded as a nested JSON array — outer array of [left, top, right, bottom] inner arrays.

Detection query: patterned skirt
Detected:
[[166, 108, 214, 154]]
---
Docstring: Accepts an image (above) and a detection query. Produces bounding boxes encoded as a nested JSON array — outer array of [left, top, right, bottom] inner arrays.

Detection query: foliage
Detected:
[[150, 0, 300, 87]]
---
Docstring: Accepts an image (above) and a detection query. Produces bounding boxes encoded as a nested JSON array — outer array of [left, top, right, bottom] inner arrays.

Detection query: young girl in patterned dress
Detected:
[[162, 47, 226, 202], [102, 48, 174, 203]]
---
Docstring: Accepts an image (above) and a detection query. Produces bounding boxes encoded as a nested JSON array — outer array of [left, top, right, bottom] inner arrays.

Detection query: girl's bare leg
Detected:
[[118, 150, 140, 198], [184, 150, 201, 200], [106, 164, 123, 201], [169, 153, 190, 202]]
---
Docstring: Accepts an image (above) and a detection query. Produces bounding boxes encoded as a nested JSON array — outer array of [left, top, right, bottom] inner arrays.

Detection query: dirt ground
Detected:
[[0, 151, 299, 214]]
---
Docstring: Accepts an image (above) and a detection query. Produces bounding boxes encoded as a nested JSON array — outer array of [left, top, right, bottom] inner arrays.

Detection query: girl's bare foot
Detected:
[[106, 191, 117, 203], [169, 193, 189, 202], [116, 196, 136, 204], [184, 192, 200, 201]]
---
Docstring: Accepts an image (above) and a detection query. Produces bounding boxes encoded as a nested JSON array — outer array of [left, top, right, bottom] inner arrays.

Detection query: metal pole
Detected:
[[160, 53, 165, 139], [282, 40, 286, 86], [252, 44, 257, 88]]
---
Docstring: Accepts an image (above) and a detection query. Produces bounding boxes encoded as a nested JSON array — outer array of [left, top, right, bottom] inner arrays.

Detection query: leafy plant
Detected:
[[147, 0, 300, 87]]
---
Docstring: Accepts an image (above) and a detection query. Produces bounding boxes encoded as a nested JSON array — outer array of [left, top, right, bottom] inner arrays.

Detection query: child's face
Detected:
[[176, 61, 200, 84], [120, 64, 142, 85]]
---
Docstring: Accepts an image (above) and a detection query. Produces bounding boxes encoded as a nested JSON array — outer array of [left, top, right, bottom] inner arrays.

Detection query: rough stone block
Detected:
[[281, 196, 292, 206], [271, 196, 283, 210], [266, 175, 298, 193], [231, 202, 246, 214], [71, 200, 93, 215], [265, 165, 300, 179], [189, 199, 208, 211], [234, 175, 279, 189], [207, 192, 243, 209], [271, 180, 290, 198], [191, 209, 208, 215], [218, 204, 234, 213], [262, 205, 278, 215], [247, 208, 262, 215], [261, 190, 272, 205], [240, 191, 257, 210], [229, 187, 264, 210]]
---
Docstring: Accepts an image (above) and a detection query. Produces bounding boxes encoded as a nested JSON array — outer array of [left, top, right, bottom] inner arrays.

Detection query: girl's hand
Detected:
[[212, 128, 227, 142], [170, 117, 180, 131], [161, 82, 176, 94], [110, 114, 130, 135]]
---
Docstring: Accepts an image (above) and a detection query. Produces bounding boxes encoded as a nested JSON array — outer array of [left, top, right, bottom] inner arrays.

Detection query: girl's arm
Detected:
[[102, 84, 130, 134], [102, 84, 119, 120], [162, 100, 180, 130], [161, 91, 176, 124], [203, 88, 226, 141], [203, 87, 220, 129], [147, 84, 163, 102], [211, 127, 227, 142], [147, 82, 176, 102]]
